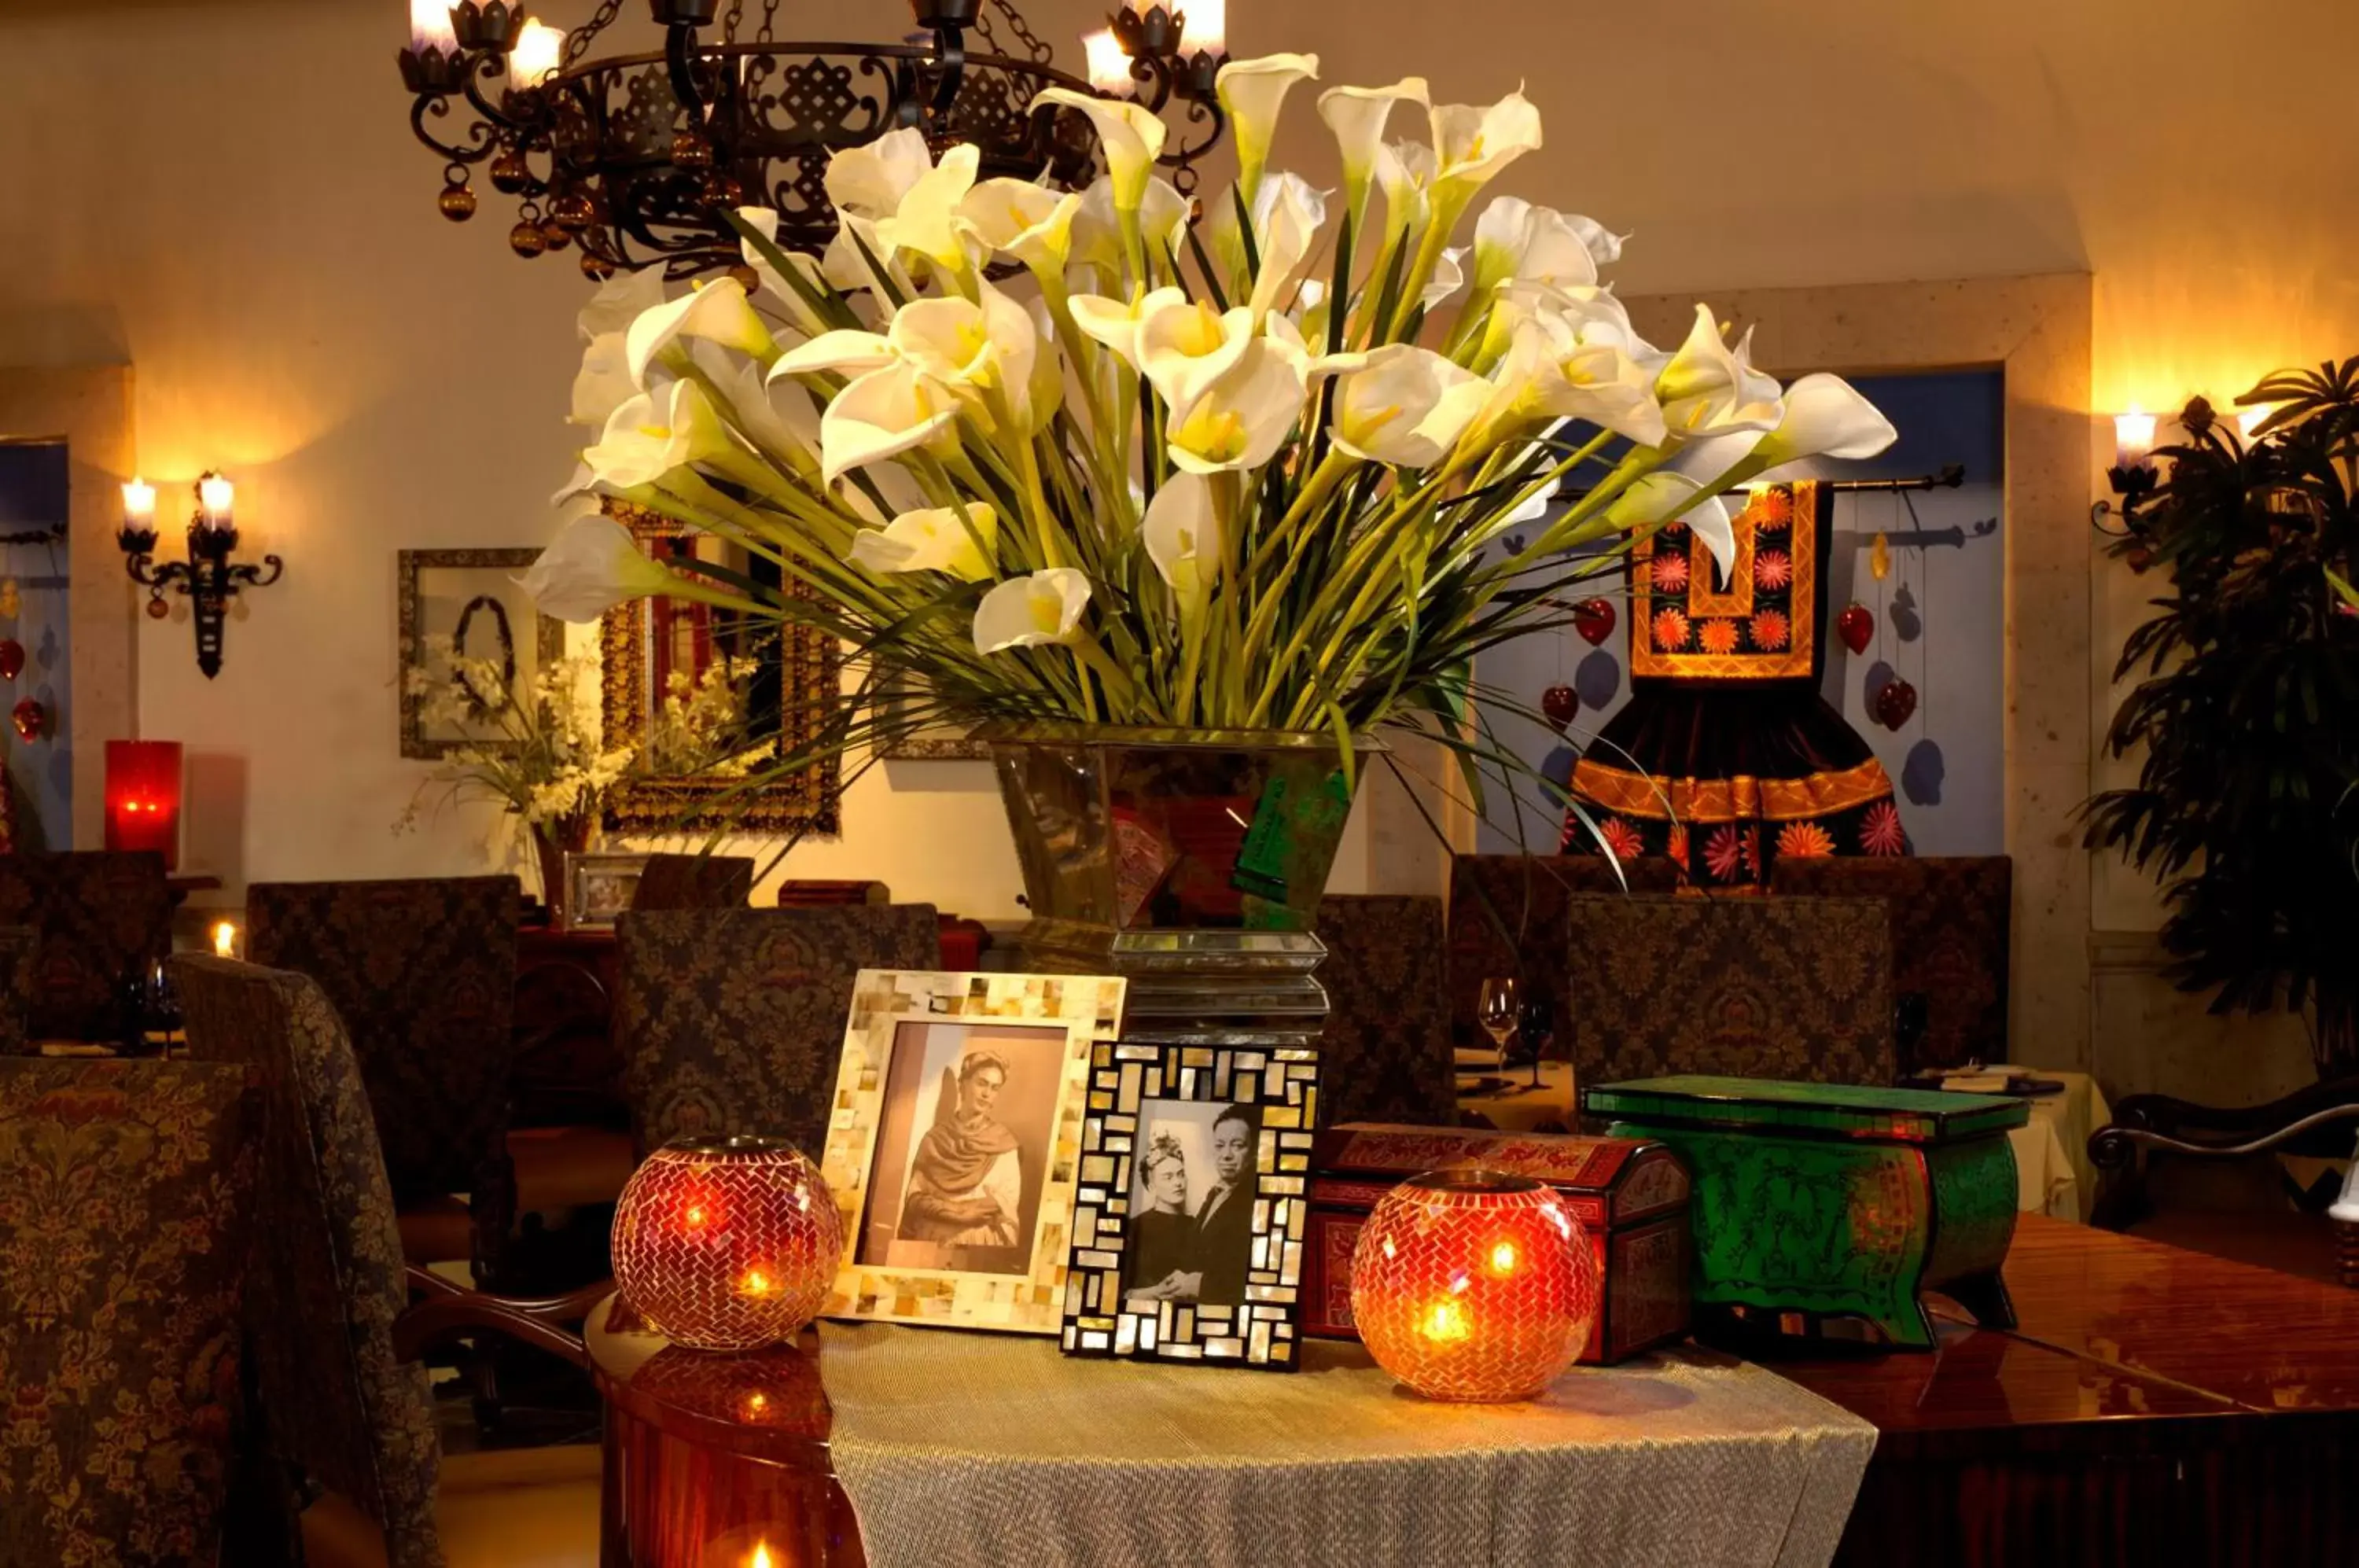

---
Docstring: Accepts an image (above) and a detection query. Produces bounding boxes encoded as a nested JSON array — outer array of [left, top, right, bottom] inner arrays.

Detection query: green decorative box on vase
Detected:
[[984, 724, 1375, 1049], [1584, 1076, 2029, 1350]]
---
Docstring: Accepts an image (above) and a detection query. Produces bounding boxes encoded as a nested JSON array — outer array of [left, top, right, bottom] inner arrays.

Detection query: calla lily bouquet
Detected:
[[527, 53, 1897, 797]]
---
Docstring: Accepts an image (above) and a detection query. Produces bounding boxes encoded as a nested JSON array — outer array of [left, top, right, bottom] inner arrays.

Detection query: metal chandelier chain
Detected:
[[396, 0, 1231, 279]]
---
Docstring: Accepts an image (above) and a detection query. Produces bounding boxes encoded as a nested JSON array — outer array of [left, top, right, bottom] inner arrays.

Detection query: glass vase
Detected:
[[983, 723, 1375, 1047]]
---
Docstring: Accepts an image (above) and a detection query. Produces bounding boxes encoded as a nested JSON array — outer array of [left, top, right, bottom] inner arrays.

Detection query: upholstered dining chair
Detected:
[[1771, 856, 2012, 1073], [246, 877, 522, 1280], [1566, 893, 1897, 1090], [0, 849, 172, 1041], [171, 955, 604, 1568], [0, 1058, 263, 1567], [1446, 853, 1682, 1062], [616, 904, 940, 1158], [630, 852, 756, 911], [0, 925, 37, 1054], [1315, 894, 1459, 1128]]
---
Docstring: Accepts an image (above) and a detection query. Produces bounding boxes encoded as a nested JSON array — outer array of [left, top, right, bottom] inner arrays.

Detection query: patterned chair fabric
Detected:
[[0, 850, 171, 1041], [630, 853, 756, 912], [0, 1058, 261, 1566], [1770, 856, 2011, 1073], [617, 905, 940, 1158], [246, 878, 521, 1213], [1315, 895, 1459, 1128], [0, 926, 37, 1055], [1448, 854, 1682, 1058], [1566, 894, 1897, 1088], [172, 955, 445, 1568]]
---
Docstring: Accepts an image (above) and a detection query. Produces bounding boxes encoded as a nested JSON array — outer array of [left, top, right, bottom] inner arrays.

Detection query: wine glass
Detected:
[[1518, 992, 1555, 1092], [1478, 977, 1521, 1070]]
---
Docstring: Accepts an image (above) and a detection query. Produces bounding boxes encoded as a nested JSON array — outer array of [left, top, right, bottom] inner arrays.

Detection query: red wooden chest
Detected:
[[1305, 1123, 1693, 1364]]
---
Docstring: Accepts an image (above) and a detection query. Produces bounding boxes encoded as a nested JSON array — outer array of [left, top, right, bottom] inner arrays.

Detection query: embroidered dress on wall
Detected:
[[1563, 481, 1910, 885]]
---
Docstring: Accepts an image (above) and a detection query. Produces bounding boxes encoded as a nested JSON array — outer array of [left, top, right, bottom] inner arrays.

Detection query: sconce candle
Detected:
[[195, 473, 235, 534], [120, 479, 157, 536], [103, 740, 185, 870], [612, 1136, 844, 1352], [211, 920, 239, 960], [1180, 0, 1226, 57], [1350, 1170, 1599, 1402], [409, 0, 458, 53], [2114, 410, 2158, 473]]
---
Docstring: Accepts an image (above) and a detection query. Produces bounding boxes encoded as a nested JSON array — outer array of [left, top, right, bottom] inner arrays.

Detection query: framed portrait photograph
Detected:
[[1061, 1042, 1320, 1369], [562, 851, 649, 930], [822, 970, 1127, 1335], [396, 548, 565, 760]]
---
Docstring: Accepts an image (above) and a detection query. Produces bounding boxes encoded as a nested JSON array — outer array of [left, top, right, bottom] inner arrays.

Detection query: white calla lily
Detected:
[[572, 270, 669, 425], [1216, 53, 1319, 205], [821, 212, 916, 300], [956, 179, 1084, 278], [1143, 472, 1224, 622], [1069, 175, 1191, 285], [1032, 89, 1168, 216], [1472, 197, 1602, 299], [1748, 374, 1899, 471], [1330, 345, 1489, 469], [1317, 78, 1429, 226], [1375, 138, 1435, 244], [819, 363, 959, 486], [523, 505, 683, 622], [1069, 285, 1188, 371], [888, 285, 1040, 422], [1422, 247, 1468, 311], [733, 207, 834, 335], [1427, 89, 1544, 207], [1248, 173, 1330, 319], [974, 568, 1092, 653], [823, 126, 933, 220], [874, 142, 981, 271], [1138, 298, 1258, 410], [624, 278, 777, 386], [580, 379, 739, 492], [848, 502, 999, 582], [1654, 305, 1784, 440], [711, 352, 823, 475], [770, 329, 896, 378], [1597, 472, 1737, 580], [1166, 337, 1310, 474]]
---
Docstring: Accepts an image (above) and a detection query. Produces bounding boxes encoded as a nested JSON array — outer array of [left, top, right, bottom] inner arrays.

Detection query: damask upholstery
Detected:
[[1315, 895, 1458, 1128], [1771, 856, 2011, 1073], [617, 905, 940, 1158], [0, 1058, 261, 1566], [246, 878, 521, 1213], [1566, 894, 1897, 1088], [0, 850, 171, 1041], [172, 955, 445, 1568], [0, 926, 37, 1055], [630, 852, 756, 912], [1448, 854, 1682, 1058]]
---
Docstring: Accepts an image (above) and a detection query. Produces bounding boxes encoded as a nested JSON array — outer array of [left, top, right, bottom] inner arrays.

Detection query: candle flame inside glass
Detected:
[[1180, 0, 1225, 56], [409, 0, 458, 54], [510, 20, 565, 89], [1488, 1240, 1518, 1276], [197, 475, 234, 525], [742, 1268, 772, 1297], [1421, 1299, 1471, 1344], [121, 479, 156, 525], [1082, 30, 1132, 96], [212, 922, 237, 959], [750, 1546, 775, 1568]]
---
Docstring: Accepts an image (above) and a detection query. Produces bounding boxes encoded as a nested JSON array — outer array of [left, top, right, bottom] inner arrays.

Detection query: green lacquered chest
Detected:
[[1584, 1075, 2029, 1350]]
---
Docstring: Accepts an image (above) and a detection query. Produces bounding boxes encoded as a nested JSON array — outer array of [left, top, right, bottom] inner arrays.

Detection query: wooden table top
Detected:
[[1768, 1213, 2359, 1455]]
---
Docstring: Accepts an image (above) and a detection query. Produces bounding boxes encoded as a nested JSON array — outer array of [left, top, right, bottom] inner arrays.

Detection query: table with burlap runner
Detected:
[[818, 1324, 1875, 1568]]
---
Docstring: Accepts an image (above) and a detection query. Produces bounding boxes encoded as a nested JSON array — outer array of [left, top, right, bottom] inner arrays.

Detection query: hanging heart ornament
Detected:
[[1541, 685, 1580, 731], [1873, 677, 1919, 731], [1573, 598, 1617, 646], [0, 640, 22, 682], [1838, 602, 1875, 656], [11, 699, 43, 742]]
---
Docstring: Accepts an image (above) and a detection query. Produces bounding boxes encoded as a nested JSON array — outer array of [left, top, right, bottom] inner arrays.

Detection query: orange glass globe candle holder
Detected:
[[1349, 1170, 1600, 1402], [612, 1136, 845, 1352]]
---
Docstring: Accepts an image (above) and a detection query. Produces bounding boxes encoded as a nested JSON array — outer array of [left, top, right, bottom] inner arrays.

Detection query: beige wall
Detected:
[[5, 1, 2355, 953]]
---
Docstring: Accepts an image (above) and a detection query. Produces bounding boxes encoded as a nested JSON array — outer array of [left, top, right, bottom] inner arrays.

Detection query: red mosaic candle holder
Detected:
[[104, 739, 184, 869], [613, 1136, 845, 1353], [1349, 1169, 1599, 1402]]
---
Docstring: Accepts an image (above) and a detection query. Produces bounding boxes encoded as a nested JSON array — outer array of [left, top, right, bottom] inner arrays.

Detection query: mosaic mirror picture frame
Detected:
[[822, 969, 1127, 1336], [1061, 1041, 1319, 1370]]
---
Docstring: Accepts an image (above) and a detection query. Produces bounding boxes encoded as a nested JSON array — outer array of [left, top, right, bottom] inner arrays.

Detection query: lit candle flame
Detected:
[[197, 473, 234, 528], [750, 1546, 774, 1568], [742, 1268, 772, 1297], [409, 0, 458, 54], [509, 19, 565, 89], [212, 921, 237, 959], [1421, 1299, 1471, 1344], [1179, 0, 1225, 57], [1082, 29, 1132, 97], [121, 479, 156, 527], [1489, 1240, 1519, 1276]]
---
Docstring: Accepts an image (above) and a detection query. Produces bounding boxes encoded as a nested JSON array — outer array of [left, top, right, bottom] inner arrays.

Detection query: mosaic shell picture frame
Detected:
[[821, 969, 1127, 1336], [1061, 1041, 1320, 1370]]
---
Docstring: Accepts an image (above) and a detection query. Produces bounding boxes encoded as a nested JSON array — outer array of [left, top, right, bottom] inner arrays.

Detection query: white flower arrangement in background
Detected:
[[528, 54, 1897, 793]]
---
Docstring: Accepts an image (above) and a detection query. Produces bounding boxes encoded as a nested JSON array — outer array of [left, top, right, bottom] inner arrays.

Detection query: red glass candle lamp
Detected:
[[103, 739, 184, 869], [613, 1136, 845, 1353], [1350, 1170, 1600, 1402]]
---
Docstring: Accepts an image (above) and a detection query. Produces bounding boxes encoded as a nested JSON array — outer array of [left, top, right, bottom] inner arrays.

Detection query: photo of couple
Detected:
[[1123, 1101, 1262, 1308]]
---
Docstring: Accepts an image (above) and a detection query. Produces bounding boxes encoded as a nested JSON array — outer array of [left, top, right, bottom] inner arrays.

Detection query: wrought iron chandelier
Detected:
[[397, 0, 1233, 278]]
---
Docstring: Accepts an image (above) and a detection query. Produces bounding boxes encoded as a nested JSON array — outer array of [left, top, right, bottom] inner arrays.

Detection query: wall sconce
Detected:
[[2091, 410, 2162, 536], [118, 473, 285, 679]]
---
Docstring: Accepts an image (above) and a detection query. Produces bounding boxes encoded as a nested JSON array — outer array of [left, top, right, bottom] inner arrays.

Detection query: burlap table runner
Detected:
[[819, 1324, 1876, 1568]]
